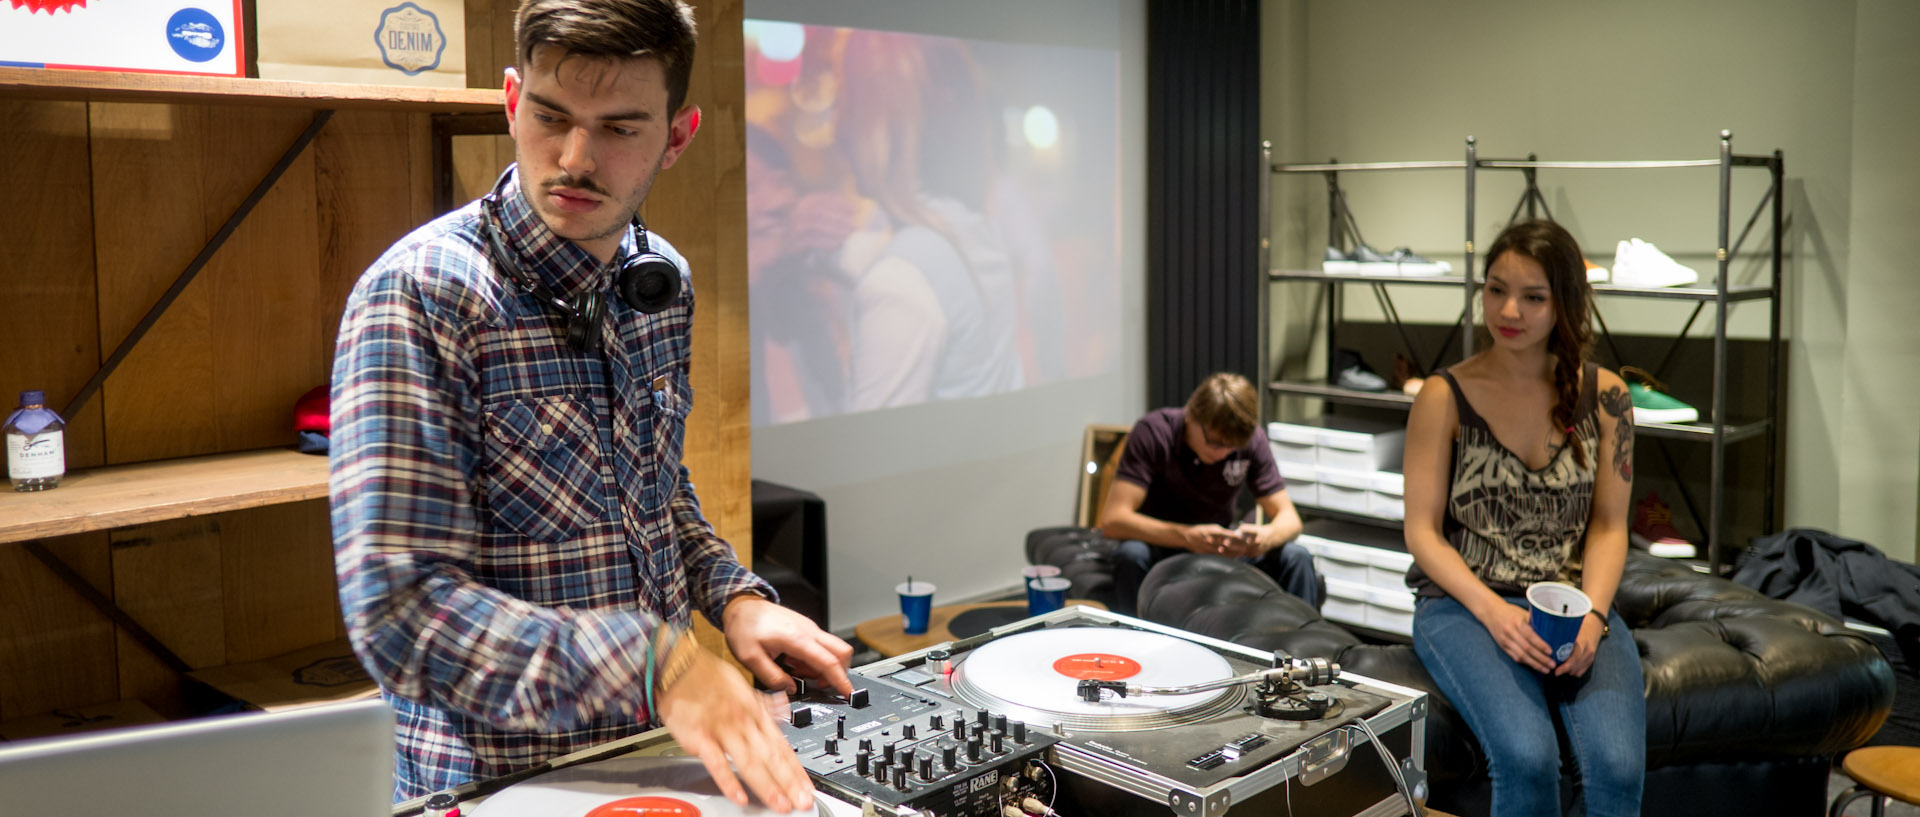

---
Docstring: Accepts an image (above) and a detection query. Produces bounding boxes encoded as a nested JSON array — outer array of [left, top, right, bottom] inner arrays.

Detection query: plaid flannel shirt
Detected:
[[329, 165, 773, 801]]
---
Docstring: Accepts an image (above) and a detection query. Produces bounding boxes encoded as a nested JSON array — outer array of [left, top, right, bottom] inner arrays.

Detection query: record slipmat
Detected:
[[949, 627, 1243, 731]]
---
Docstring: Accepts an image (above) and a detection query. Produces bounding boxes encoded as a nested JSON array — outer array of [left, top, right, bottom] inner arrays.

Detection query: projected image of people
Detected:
[[745, 22, 1120, 425]]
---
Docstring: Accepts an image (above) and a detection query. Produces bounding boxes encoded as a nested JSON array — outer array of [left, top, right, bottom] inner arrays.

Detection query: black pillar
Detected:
[[1146, 0, 1261, 409]]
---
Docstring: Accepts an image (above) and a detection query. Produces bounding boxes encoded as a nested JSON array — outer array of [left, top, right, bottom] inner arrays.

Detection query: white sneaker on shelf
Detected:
[[1585, 258, 1609, 283], [1386, 247, 1453, 276], [1353, 243, 1399, 275], [1611, 238, 1699, 288], [1323, 246, 1359, 274]]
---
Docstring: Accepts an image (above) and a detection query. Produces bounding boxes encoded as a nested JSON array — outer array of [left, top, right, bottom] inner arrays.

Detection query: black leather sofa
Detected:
[[1029, 530, 1895, 817]]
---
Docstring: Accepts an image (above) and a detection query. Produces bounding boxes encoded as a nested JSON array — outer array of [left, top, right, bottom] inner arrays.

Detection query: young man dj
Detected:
[[329, 1, 850, 809], [1099, 373, 1321, 614]]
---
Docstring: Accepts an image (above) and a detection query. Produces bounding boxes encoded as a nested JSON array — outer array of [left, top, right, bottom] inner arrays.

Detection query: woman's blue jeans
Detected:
[[1412, 595, 1645, 817]]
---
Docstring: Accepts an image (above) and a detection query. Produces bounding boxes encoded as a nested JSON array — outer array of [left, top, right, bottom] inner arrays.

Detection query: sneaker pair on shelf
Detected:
[[1621, 366, 1700, 424], [1606, 238, 1699, 288], [1323, 244, 1454, 276]]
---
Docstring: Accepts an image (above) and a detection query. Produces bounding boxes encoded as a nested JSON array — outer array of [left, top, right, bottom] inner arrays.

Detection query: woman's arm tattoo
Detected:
[[1600, 385, 1634, 482]]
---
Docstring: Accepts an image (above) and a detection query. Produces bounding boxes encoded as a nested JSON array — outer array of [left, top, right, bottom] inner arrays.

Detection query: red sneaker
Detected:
[[1633, 492, 1696, 558]]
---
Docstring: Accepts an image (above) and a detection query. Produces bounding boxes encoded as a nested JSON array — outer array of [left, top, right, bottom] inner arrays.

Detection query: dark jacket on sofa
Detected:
[[1732, 527, 1920, 665]]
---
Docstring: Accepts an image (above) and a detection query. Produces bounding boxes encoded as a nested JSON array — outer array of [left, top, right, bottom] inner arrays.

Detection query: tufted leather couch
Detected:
[[1030, 530, 1895, 817]]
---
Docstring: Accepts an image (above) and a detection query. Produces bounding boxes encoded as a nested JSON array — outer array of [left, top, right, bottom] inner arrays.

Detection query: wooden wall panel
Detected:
[[90, 103, 218, 464], [315, 110, 432, 354], [204, 108, 325, 452], [0, 534, 115, 720], [219, 500, 338, 664], [109, 518, 224, 716], [648, 0, 748, 559], [0, 99, 104, 470]]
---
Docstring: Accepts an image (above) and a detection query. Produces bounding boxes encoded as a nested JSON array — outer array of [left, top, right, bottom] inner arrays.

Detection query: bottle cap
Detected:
[[21, 390, 44, 407]]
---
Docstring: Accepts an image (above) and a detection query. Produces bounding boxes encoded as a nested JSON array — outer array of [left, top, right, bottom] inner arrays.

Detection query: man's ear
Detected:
[[503, 67, 521, 139], [659, 104, 701, 171]]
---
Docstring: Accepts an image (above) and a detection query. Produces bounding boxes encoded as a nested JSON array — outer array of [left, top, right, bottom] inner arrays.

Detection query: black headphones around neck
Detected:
[[479, 189, 682, 354]]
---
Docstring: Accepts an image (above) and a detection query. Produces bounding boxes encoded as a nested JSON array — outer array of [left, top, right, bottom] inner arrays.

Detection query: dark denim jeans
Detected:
[[1111, 538, 1321, 615], [1412, 595, 1645, 817]]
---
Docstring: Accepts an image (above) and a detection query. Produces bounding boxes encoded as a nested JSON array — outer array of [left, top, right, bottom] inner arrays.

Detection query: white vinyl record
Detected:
[[472, 755, 827, 817], [951, 627, 1240, 731]]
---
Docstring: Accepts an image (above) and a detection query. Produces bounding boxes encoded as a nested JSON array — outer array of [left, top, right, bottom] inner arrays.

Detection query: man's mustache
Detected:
[[543, 174, 609, 197]]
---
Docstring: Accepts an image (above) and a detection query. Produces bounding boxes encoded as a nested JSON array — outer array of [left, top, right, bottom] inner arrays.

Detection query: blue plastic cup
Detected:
[[1027, 577, 1071, 616], [1526, 582, 1592, 666], [896, 581, 937, 635], [1022, 565, 1063, 616]]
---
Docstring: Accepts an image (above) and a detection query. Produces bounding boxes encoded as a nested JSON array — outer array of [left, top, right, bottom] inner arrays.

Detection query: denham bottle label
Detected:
[[375, 2, 448, 77]]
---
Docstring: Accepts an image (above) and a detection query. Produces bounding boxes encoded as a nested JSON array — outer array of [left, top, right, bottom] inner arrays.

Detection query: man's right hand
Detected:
[[1179, 524, 1239, 556], [656, 644, 814, 813]]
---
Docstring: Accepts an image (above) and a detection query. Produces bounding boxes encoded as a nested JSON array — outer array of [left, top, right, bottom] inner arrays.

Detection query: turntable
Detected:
[[395, 607, 1427, 817], [790, 606, 1432, 817], [469, 755, 835, 817]]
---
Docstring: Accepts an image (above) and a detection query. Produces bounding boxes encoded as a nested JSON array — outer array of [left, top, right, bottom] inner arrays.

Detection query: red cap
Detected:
[[293, 385, 330, 434]]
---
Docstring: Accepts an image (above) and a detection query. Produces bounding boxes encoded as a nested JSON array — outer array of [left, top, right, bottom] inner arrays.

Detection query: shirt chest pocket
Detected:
[[639, 373, 690, 511], [483, 396, 606, 542]]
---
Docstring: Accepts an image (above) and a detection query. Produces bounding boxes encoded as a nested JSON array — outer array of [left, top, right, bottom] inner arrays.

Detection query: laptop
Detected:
[[0, 698, 394, 817]]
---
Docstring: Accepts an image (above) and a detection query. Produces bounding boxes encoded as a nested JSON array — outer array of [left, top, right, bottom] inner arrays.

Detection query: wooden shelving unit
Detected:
[[0, 448, 329, 545], [0, 67, 502, 112]]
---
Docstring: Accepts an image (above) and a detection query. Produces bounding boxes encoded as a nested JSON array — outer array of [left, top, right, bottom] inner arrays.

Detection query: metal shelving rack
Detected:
[[1257, 132, 1785, 573]]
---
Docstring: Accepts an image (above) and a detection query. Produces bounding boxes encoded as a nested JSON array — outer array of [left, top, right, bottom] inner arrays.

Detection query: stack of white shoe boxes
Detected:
[[1295, 520, 1418, 636], [1266, 416, 1416, 636], [1266, 417, 1406, 522]]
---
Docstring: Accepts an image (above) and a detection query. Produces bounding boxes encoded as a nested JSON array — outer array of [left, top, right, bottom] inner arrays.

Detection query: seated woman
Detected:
[[1402, 219, 1643, 816]]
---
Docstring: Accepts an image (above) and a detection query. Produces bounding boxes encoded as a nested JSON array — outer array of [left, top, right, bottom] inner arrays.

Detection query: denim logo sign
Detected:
[[374, 2, 447, 76]]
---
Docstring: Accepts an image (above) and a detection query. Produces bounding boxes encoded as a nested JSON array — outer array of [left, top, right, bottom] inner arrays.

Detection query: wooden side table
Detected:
[[854, 600, 1107, 658], [1831, 745, 1920, 816]]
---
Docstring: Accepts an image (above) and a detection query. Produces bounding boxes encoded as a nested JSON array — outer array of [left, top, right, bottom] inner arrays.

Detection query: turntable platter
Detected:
[[470, 755, 829, 817], [950, 627, 1243, 731]]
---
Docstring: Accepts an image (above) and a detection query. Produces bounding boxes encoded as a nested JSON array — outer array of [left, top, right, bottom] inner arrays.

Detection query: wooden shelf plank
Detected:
[[0, 67, 502, 113], [0, 448, 329, 544]]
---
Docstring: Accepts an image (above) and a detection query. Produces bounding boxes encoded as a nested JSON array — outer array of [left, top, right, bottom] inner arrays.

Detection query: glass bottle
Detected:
[[5, 390, 66, 491]]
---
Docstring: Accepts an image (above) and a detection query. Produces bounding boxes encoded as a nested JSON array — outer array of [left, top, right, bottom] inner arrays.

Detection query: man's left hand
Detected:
[[1552, 614, 1605, 678], [723, 595, 855, 697]]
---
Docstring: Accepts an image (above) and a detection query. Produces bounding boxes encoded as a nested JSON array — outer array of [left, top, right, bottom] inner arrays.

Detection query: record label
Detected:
[[1052, 653, 1142, 680], [586, 797, 701, 817]]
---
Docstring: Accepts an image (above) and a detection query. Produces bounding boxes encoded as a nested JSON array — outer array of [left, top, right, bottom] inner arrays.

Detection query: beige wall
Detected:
[[1262, 0, 1919, 560]]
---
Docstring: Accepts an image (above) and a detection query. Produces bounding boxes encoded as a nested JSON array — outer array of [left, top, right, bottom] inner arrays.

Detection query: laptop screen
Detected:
[[0, 698, 394, 817]]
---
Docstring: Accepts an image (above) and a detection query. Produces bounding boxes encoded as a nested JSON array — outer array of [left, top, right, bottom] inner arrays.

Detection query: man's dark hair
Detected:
[[1185, 373, 1259, 449], [515, 0, 699, 115]]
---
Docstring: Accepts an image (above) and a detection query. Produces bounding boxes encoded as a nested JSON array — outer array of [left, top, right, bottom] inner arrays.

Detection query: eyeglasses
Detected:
[[1198, 426, 1236, 450]]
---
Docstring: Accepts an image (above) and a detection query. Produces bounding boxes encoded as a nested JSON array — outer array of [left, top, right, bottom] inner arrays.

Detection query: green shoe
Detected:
[[1628, 381, 1698, 424]]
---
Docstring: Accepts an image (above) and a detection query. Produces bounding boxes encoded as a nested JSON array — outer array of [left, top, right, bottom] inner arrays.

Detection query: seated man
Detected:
[[1099, 372, 1319, 615]]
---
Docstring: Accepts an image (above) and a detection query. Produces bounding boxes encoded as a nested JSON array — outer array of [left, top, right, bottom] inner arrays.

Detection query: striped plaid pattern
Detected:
[[329, 166, 773, 801]]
